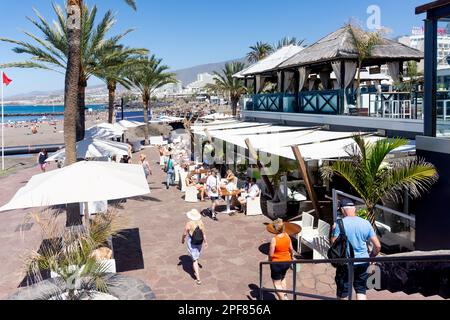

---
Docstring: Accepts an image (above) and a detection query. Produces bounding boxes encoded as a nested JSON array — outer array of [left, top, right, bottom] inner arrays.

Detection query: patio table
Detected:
[[219, 188, 241, 214], [266, 222, 302, 236]]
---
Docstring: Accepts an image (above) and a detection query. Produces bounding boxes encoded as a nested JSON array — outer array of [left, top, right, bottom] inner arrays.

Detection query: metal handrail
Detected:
[[259, 254, 450, 301]]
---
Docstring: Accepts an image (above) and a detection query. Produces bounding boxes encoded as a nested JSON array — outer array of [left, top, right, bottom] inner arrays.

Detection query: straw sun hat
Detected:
[[186, 209, 202, 221]]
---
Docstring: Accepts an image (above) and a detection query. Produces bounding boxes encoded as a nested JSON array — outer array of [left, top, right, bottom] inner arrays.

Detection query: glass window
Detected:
[[437, 21, 450, 137]]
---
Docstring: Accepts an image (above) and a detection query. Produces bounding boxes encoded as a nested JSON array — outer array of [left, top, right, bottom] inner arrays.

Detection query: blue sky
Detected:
[[0, 0, 428, 96]]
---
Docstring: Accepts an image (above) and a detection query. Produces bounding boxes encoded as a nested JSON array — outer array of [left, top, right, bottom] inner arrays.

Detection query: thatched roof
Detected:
[[234, 45, 304, 78], [279, 26, 423, 69]]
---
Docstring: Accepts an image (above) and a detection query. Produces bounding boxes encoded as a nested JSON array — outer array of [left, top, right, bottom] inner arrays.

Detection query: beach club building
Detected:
[[221, 19, 450, 251]]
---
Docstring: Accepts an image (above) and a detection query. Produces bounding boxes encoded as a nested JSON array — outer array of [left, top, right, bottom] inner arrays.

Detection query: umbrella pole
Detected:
[[83, 202, 91, 227]]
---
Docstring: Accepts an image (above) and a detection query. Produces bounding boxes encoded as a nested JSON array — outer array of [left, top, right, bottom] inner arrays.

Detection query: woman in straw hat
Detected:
[[268, 219, 294, 300], [182, 209, 208, 285]]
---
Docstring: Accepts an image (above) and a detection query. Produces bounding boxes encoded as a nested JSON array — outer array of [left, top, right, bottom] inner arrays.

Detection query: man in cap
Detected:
[[331, 198, 381, 300]]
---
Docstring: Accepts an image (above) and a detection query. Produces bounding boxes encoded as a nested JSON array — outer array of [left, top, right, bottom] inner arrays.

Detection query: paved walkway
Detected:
[[0, 147, 445, 300]]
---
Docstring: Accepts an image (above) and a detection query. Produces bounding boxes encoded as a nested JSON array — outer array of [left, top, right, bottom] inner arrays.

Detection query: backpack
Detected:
[[327, 219, 354, 268], [191, 226, 204, 246], [164, 159, 173, 173]]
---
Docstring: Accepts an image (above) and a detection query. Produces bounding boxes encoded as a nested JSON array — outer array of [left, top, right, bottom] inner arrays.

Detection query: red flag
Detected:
[[2, 72, 12, 86]]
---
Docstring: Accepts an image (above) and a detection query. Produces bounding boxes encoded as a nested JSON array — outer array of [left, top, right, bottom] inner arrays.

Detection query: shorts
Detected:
[[270, 263, 291, 281], [210, 196, 219, 201], [335, 263, 370, 298]]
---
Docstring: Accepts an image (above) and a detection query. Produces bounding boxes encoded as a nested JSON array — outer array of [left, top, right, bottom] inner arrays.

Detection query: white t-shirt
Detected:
[[248, 184, 260, 198], [206, 175, 219, 197]]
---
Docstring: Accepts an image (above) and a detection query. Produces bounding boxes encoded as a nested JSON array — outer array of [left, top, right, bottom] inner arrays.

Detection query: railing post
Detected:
[[259, 263, 264, 301], [348, 262, 354, 301], [293, 262, 297, 301], [332, 189, 338, 221]]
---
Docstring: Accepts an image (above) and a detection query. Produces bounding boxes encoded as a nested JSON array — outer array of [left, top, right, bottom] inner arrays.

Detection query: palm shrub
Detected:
[[347, 24, 381, 109], [0, 3, 140, 141], [24, 211, 125, 300], [206, 62, 247, 116], [247, 42, 273, 63], [125, 55, 176, 144], [322, 136, 439, 227]]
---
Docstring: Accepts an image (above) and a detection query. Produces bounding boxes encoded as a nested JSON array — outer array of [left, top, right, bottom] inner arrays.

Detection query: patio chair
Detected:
[[291, 211, 315, 253], [174, 165, 181, 183], [185, 186, 199, 203], [179, 170, 188, 193], [246, 196, 263, 216]]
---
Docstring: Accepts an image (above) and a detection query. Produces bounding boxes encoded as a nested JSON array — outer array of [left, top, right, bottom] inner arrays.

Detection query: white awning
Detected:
[[193, 122, 270, 136], [211, 129, 359, 150]]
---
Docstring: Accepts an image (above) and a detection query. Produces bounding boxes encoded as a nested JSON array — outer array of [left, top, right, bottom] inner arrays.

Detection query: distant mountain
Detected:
[[174, 57, 247, 86], [5, 58, 249, 102]]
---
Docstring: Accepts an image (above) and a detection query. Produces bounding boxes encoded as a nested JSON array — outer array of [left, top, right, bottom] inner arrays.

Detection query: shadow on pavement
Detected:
[[113, 228, 145, 272]]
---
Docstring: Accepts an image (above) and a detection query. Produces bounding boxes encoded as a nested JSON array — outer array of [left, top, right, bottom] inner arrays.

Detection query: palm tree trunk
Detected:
[[356, 60, 362, 109], [65, 0, 83, 227], [231, 97, 238, 116], [108, 81, 116, 124], [143, 98, 150, 145], [77, 78, 86, 142]]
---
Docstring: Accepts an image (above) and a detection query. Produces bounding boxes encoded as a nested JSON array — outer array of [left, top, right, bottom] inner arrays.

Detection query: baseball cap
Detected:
[[340, 198, 355, 208]]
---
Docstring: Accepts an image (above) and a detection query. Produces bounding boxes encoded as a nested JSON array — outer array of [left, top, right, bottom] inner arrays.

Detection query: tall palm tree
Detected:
[[125, 55, 176, 144], [322, 136, 438, 228], [207, 62, 247, 116], [275, 37, 305, 49], [0, 4, 139, 142], [347, 24, 381, 108], [95, 47, 148, 123], [246, 42, 273, 63], [63, 0, 136, 165]]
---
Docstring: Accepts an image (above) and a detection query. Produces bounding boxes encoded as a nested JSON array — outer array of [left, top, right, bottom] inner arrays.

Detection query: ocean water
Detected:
[[2, 104, 106, 123]]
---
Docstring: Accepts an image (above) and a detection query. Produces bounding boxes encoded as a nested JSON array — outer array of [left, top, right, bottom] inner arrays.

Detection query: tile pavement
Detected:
[[0, 147, 444, 300]]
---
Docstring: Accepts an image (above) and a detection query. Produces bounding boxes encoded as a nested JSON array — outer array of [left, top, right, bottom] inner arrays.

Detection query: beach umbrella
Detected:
[[118, 120, 145, 129], [86, 123, 126, 139], [46, 138, 129, 162], [0, 161, 150, 212]]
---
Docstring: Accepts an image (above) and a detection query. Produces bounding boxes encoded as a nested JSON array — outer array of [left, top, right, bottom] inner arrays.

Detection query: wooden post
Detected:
[[291, 145, 320, 218], [245, 138, 275, 198]]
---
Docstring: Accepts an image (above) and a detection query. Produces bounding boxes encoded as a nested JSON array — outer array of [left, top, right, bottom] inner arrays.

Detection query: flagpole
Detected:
[[1, 70, 4, 172]]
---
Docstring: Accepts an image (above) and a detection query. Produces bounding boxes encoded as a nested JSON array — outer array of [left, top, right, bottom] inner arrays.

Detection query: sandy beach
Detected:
[[2, 112, 108, 148]]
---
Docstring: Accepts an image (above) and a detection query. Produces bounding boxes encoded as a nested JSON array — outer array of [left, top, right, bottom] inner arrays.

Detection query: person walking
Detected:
[[268, 219, 294, 300], [165, 154, 175, 189], [205, 169, 221, 221], [331, 198, 382, 300], [182, 209, 208, 285], [37, 149, 48, 172], [140, 154, 152, 181]]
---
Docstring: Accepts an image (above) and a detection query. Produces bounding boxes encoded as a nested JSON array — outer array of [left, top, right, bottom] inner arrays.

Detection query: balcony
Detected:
[[241, 89, 450, 135]]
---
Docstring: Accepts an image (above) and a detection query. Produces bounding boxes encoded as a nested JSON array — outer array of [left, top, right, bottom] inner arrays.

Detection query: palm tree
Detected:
[[125, 55, 176, 144], [63, 0, 136, 165], [207, 62, 247, 116], [322, 136, 438, 228], [275, 37, 305, 49], [95, 47, 148, 123], [247, 42, 273, 63], [347, 24, 381, 108], [0, 4, 140, 142]]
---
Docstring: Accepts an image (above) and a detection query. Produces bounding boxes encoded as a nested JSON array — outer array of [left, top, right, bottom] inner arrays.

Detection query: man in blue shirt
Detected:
[[331, 198, 381, 300]]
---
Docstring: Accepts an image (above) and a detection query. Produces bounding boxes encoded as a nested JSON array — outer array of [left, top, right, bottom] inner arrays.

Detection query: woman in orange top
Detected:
[[268, 219, 294, 300]]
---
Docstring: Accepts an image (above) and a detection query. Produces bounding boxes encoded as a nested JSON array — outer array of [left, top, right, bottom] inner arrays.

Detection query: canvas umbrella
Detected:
[[118, 120, 145, 129], [0, 161, 150, 211], [45, 138, 129, 162]]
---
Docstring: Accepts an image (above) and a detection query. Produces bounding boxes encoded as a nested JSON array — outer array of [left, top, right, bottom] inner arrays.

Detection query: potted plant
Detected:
[[265, 158, 297, 220], [23, 211, 125, 300], [286, 182, 304, 218]]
